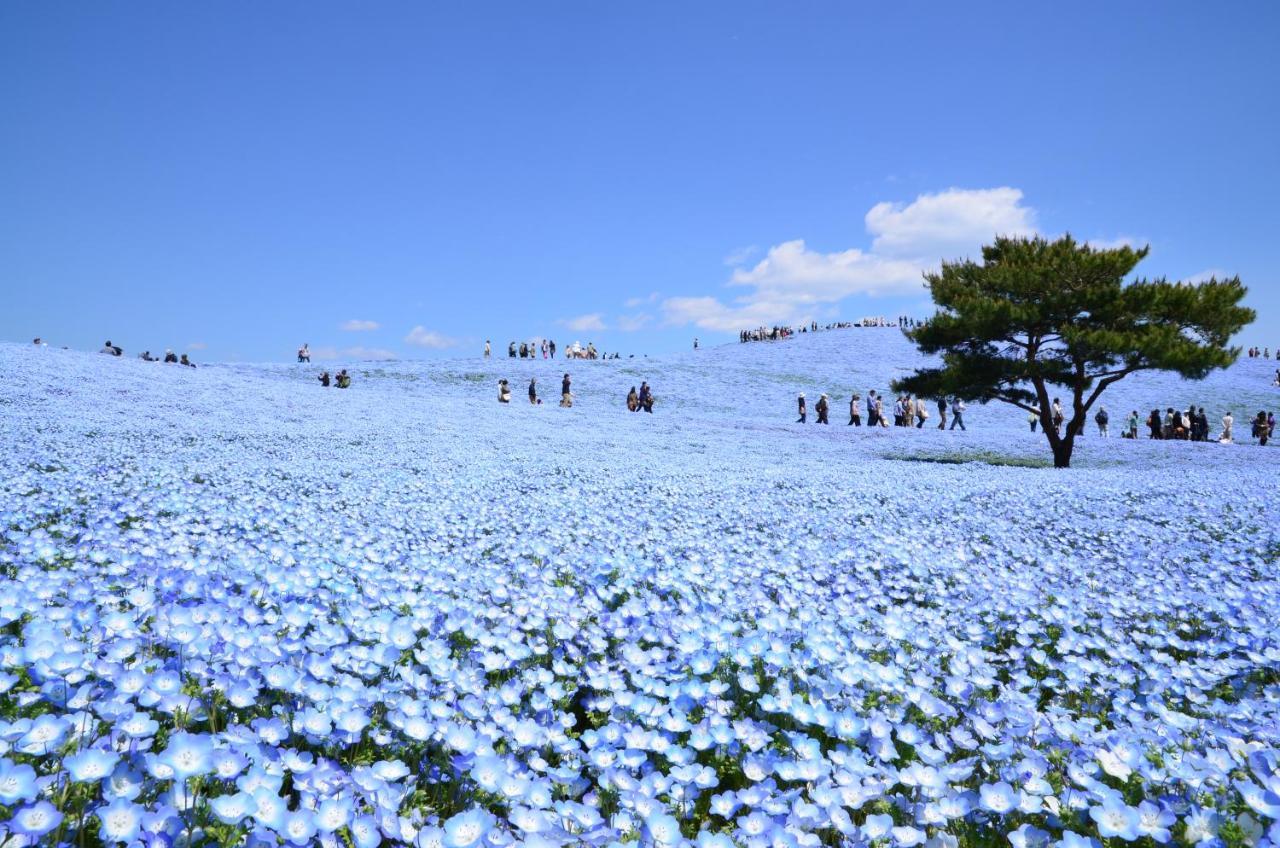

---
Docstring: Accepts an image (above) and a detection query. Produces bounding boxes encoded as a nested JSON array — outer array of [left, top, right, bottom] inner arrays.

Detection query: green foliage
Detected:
[[893, 235, 1254, 467]]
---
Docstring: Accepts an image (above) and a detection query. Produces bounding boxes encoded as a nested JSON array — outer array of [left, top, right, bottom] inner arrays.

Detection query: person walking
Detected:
[[549, 340, 556, 359], [949, 397, 966, 431], [815, 394, 829, 424], [1126, 410, 1139, 439], [866, 391, 878, 427], [849, 394, 861, 426], [915, 396, 928, 429], [1095, 406, 1109, 437], [560, 373, 572, 407], [937, 397, 947, 429], [796, 393, 807, 424], [627, 386, 639, 412], [638, 382, 653, 413], [1253, 411, 1269, 446]]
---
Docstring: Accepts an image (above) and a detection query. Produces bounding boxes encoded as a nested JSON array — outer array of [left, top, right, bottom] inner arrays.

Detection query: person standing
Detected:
[[815, 394, 829, 424], [1095, 406, 1109, 437], [1126, 410, 1139, 439], [796, 393, 807, 424], [1051, 398, 1064, 435], [949, 397, 966, 431], [560, 373, 573, 407], [866, 391, 878, 426], [849, 394, 861, 426], [1220, 411, 1234, 443], [915, 397, 928, 429], [937, 397, 947, 429], [693, 338, 699, 350], [638, 382, 653, 413], [1028, 406, 1040, 432], [627, 386, 639, 411], [528, 377, 538, 404], [484, 340, 491, 358], [549, 339, 556, 359], [1254, 411, 1270, 445]]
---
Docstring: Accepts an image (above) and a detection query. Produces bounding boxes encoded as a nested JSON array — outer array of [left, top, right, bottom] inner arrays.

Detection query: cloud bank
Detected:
[[662, 187, 1039, 333], [341, 319, 381, 332]]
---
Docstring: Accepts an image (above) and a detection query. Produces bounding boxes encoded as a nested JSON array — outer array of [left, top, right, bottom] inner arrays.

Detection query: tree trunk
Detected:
[[1052, 433, 1075, 468]]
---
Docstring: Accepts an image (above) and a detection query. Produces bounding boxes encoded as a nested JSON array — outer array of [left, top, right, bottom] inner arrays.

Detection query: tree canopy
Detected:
[[892, 235, 1254, 467]]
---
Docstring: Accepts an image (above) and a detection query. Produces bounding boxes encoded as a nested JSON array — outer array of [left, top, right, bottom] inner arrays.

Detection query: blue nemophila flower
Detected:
[[1090, 801, 1141, 840], [96, 798, 145, 843], [65, 747, 122, 782], [443, 808, 497, 848], [11, 800, 64, 838], [0, 758, 38, 804], [979, 781, 1019, 815]]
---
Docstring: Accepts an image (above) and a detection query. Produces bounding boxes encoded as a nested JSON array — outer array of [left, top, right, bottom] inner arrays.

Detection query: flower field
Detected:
[[1, 334, 1278, 847]]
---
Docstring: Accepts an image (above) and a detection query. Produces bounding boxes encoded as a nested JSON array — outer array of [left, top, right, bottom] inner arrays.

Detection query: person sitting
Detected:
[[101, 340, 123, 356], [164, 350, 178, 363], [627, 386, 639, 412], [318, 371, 331, 387], [33, 337, 43, 346], [180, 354, 196, 368], [139, 350, 156, 361], [335, 369, 351, 388], [498, 379, 511, 403]]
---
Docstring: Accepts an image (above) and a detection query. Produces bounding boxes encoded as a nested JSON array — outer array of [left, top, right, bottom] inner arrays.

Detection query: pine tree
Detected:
[[892, 235, 1254, 468]]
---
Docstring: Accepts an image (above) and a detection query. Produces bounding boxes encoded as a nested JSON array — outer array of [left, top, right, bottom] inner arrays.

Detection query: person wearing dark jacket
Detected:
[[815, 394, 829, 424], [638, 382, 653, 413], [180, 354, 195, 368], [1147, 409, 1162, 439], [528, 378, 538, 404], [164, 350, 178, 363], [318, 371, 331, 387], [626, 386, 639, 412], [560, 374, 572, 407], [796, 393, 807, 424]]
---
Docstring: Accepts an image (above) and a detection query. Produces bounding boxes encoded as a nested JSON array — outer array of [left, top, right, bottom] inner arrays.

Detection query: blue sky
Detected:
[[2, 2, 1277, 362]]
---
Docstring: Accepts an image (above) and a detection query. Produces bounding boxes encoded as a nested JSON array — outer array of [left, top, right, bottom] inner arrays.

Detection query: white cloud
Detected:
[[866, 187, 1036, 258], [404, 327, 458, 349], [1184, 268, 1232, 283], [663, 187, 1041, 332], [562, 313, 607, 332], [313, 345, 398, 361], [616, 313, 652, 332], [623, 293, 660, 308], [340, 319, 381, 332], [187, 342, 207, 351], [723, 245, 759, 266], [1084, 235, 1145, 251]]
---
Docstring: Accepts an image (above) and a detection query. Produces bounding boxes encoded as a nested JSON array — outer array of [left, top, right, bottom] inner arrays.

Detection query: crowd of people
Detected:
[[485, 339, 633, 361], [739, 318, 927, 344], [1019, 398, 1274, 446], [1246, 346, 1272, 358], [317, 369, 351, 388], [93, 339, 197, 367], [796, 391, 968, 430], [489, 372, 658, 413]]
